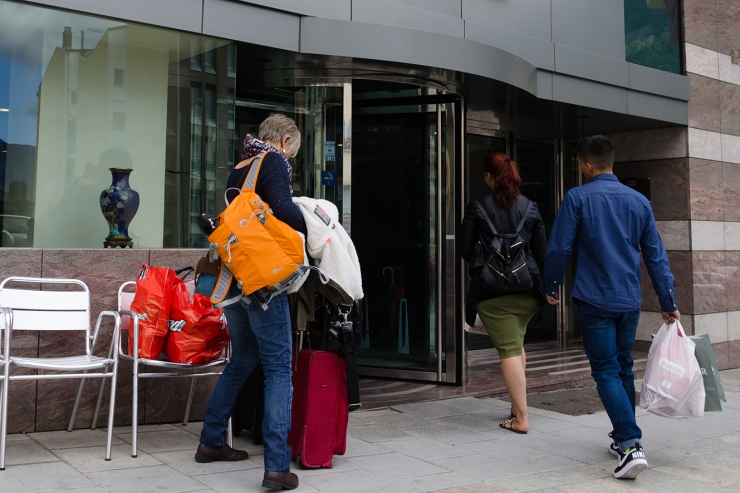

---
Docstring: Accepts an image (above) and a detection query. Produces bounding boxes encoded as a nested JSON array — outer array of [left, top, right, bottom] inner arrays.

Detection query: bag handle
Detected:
[[175, 266, 195, 281], [474, 198, 533, 237]]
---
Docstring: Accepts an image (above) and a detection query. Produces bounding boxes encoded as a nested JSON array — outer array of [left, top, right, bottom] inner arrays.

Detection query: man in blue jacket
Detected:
[[544, 135, 679, 480]]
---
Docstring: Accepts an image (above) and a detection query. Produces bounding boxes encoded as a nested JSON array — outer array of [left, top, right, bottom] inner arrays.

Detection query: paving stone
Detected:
[[376, 437, 474, 461], [653, 459, 740, 488], [391, 401, 467, 419], [341, 436, 392, 458], [2, 437, 60, 465], [405, 426, 500, 445], [354, 412, 440, 430], [300, 469, 392, 493], [456, 439, 549, 463], [0, 461, 98, 493], [87, 464, 210, 493], [151, 449, 261, 476], [343, 451, 448, 479], [126, 428, 200, 454], [392, 471, 479, 493], [346, 424, 415, 443], [28, 428, 124, 450], [430, 413, 499, 432], [53, 442, 162, 472]]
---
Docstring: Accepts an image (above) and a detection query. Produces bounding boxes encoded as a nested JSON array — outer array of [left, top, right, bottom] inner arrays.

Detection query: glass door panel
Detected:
[[351, 82, 457, 377], [514, 136, 557, 345]]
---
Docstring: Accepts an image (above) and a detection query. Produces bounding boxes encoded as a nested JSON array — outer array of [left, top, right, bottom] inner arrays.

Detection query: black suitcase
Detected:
[[231, 363, 265, 444]]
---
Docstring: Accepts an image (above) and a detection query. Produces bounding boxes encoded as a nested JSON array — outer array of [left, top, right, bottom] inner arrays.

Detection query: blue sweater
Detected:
[[226, 152, 307, 236]]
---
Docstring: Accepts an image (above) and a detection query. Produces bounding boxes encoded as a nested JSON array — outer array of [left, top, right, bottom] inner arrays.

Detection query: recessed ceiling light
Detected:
[[0, 108, 9, 112]]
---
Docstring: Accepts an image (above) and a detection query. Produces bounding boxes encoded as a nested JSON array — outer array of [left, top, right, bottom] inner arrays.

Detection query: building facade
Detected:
[[0, 0, 737, 433]]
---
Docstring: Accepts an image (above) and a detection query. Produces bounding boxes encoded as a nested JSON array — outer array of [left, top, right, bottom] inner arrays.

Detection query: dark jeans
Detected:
[[200, 292, 293, 471], [575, 299, 642, 450]]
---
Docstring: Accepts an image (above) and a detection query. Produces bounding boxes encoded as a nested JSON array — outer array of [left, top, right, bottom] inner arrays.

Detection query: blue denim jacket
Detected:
[[544, 174, 676, 313]]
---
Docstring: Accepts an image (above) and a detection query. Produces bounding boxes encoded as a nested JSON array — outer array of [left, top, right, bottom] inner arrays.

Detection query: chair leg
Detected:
[[105, 361, 119, 461], [67, 377, 87, 432], [91, 377, 107, 430], [0, 379, 7, 471], [183, 376, 197, 426], [132, 363, 138, 458]]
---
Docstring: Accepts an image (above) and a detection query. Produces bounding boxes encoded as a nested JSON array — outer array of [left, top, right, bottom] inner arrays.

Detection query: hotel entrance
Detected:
[[233, 75, 463, 383]]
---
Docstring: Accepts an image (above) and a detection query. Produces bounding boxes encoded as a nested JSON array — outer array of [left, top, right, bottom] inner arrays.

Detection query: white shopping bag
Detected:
[[464, 314, 488, 336], [639, 321, 705, 419]]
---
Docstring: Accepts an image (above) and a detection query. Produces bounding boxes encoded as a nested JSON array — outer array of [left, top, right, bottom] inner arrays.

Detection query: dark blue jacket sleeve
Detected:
[[257, 154, 307, 236], [640, 205, 677, 312], [543, 190, 579, 297]]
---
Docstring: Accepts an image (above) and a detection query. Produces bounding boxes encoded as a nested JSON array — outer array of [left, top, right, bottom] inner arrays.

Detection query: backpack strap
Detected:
[[242, 151, 268, 192], [475, 198, 533, 235], [475, 199, 499, 235]]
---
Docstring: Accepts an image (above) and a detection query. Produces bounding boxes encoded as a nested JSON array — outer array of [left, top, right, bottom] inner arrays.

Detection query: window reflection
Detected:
[[624, 0, 681, 74], [0, 0, 235, 248]]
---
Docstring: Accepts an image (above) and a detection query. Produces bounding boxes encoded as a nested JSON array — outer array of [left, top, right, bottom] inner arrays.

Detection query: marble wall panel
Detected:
[[614, 158, 689, 221], [607, 127, 687, 163], [1, 250, 43, 431], [729, 339, 740, 368], [724, 252, 740, 311], [148, 249, 208, 273], [719, 53, 740, 86], [723, 163, 740, 222], [684, 0, 718, 52], [689, 158, 724, 220], [693, 250, 727, 314], [656, 221, 690, 250], [720, 81, 740, 137], [688, 74, 721, 133], [694, 311, 728, 343], [729, 311, 740, 341], [688, 127, 722, 161], [691, 221, 725, 250], [685, 43, 720, 79], [721, 133, 740, 165], [713, 341, 730, 370], [716, 0, 740, 56], [641, 251, 693, 314]]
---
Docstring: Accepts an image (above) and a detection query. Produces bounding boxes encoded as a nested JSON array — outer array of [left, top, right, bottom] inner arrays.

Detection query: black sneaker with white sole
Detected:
[[613, 445, 648, 479]]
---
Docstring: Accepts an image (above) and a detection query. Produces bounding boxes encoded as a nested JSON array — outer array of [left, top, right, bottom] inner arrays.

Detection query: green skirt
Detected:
[[475, 295, 539, 359]]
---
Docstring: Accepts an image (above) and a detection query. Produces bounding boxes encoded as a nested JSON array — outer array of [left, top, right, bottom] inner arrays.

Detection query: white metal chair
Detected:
[[0, 306, 12, 471], [70, 281, 231, 458], [0, 277, 121, 470]]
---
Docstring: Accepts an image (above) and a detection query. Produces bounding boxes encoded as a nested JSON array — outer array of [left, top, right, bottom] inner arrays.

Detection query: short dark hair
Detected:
[[575, 135, 614, 171]]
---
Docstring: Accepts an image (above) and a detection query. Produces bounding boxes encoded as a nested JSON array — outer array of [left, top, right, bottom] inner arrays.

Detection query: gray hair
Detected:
[[259, 113, 301, 156]]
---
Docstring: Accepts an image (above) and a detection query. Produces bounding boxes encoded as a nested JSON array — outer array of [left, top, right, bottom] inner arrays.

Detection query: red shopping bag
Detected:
[[128, 265, 184, 359], [164, 286, 229, 364]]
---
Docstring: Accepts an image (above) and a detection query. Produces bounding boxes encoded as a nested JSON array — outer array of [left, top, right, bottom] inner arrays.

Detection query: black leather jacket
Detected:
[[460, 193, 547, 306]]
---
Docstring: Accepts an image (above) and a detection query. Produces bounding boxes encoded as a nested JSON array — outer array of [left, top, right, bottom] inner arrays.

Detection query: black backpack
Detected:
[[475, 198, 533, 293]]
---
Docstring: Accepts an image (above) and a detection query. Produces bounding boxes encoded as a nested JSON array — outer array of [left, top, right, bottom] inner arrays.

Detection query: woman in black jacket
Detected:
[[460, 152, 547, 434]]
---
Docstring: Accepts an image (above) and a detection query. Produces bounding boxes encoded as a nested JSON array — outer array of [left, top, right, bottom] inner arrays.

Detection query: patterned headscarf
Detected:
[[241, 134, 292, 184]]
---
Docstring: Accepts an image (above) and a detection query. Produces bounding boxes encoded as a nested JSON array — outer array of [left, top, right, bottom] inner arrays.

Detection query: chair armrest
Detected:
[[1, 306, 12, 363], [116, 309, 140, 359], [90, 310, 122, 360]]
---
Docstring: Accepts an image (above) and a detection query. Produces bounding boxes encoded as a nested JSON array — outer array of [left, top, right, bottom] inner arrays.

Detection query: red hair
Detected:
[[483, 152, 521, 208]]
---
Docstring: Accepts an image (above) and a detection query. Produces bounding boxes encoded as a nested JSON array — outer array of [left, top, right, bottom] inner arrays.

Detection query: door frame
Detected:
[[346, 82, 464, 384]]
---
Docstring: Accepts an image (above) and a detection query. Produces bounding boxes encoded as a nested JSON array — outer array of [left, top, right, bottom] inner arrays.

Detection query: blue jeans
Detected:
[[200, 292, 293, 472], [576, 299, 642, 451]]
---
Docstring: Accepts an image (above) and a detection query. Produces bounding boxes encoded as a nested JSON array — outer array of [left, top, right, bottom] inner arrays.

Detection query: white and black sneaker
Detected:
[[608, 432, 619, 457], [613, 445, 648, 479]]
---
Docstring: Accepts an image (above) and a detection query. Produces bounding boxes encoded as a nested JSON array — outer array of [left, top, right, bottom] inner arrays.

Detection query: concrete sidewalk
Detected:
[[2, 370, 740, 493]]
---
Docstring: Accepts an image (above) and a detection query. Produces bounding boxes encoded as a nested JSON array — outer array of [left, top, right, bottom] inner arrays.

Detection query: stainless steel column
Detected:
[[342, 80, 352, 234], [437, 103, 443, 381]]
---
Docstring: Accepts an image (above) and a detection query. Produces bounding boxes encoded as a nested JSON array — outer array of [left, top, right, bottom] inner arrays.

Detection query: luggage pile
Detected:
[[288, 298, 362, 469]]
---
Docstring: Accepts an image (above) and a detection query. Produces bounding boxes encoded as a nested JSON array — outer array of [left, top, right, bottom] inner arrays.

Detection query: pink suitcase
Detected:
[[288, 349, 349, 468]]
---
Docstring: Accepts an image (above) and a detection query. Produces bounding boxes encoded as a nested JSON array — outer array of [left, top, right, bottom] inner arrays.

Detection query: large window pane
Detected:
[[0, 0, 235, 248], [624, 0, 681, 74]]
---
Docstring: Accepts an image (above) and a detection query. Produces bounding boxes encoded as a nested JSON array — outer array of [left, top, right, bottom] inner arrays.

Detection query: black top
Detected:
[[460, 193, 547, 305], [226, 152, 307, 236]]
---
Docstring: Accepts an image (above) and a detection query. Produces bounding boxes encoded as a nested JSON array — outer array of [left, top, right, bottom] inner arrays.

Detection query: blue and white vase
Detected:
[[99, 168, 140, 248]]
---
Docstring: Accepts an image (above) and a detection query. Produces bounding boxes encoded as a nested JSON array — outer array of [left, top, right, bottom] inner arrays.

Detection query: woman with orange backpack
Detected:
[[196, 114, 305, 491]]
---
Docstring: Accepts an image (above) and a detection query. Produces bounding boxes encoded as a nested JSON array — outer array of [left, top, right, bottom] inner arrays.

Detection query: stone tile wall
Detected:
[[609, 2, 740, 369], [0, 248, 218, 433]]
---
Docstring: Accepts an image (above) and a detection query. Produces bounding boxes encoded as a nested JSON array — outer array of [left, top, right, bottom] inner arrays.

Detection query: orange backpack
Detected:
[[208, 151, 305, 308]]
